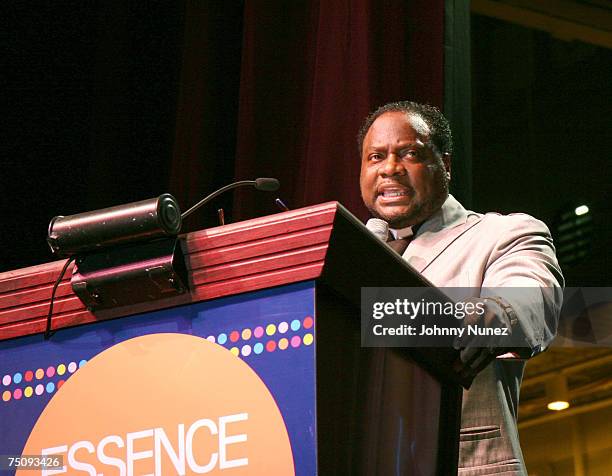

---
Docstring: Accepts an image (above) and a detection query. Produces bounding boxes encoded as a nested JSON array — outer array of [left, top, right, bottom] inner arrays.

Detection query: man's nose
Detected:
[[379, 154, 405, 177]]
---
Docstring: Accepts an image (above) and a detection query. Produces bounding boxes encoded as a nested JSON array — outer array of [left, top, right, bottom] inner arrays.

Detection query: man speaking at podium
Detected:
[[358, 101, 564, 475]]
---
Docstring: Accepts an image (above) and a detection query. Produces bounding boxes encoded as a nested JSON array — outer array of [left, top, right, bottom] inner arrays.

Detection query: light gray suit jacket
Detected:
[[400, 195, 564, 475]]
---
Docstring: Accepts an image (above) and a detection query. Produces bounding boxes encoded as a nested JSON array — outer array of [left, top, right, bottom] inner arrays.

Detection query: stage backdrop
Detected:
[[170, 0, 444, 230], [2, 1, 444, 273]]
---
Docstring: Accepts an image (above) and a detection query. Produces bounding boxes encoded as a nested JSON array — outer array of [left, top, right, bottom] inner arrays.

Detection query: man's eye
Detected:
[[402, 150, 418, 158], [369, 154, 383, 161]]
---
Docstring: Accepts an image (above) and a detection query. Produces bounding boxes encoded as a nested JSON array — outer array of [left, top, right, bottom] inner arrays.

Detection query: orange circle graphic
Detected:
[[19, 333, 294, 475]]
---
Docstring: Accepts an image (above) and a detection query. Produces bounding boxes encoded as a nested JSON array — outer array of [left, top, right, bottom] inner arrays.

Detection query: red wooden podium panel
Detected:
[[0, 202, 338, 342]]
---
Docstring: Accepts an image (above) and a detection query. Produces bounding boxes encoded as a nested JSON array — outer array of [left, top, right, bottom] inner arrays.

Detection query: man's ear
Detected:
[[442, 153, 452, 181]]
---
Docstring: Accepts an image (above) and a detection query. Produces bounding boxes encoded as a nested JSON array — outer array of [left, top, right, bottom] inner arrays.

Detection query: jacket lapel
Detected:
[[404, 195, 482, 273]]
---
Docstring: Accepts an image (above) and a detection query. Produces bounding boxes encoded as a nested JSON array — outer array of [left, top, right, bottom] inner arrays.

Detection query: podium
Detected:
[[0, 202, 461, 475]]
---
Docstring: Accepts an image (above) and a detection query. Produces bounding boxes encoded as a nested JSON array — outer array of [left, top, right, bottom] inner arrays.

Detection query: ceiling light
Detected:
[[546, 375, 570, 412], [574, 205, 589, 216]]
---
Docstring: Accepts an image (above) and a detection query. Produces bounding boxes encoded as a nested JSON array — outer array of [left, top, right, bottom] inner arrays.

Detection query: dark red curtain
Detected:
[[169, 2, 244, 230], [171, 0, 444, 229], [1, 1, 443, 272]]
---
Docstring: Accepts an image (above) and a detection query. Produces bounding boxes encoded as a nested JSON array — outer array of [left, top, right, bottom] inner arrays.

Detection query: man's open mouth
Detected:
[[380, 190, 410, 198], [377, 184, 412, 201]]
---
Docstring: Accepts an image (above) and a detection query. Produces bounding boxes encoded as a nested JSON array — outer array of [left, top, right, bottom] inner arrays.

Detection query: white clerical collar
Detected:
[[389, 226, 415, 240]]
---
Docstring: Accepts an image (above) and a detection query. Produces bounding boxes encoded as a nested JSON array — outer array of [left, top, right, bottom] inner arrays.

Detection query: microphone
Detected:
[[275, 198, 289, 211], [181, 178, 280, 219], [366, 218, 389, 242], [254, 177, 280, 192], [46, 178, 281, 256]]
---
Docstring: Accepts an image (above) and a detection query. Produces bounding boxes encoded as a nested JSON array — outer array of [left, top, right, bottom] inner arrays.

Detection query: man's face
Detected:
[[359, 111, 451, 228]]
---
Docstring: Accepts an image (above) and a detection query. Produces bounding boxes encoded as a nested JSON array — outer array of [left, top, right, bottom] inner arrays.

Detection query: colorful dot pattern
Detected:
[[2, 316, 315, 404], [2, 360, 87, 404], [206, 315, 314, 360]]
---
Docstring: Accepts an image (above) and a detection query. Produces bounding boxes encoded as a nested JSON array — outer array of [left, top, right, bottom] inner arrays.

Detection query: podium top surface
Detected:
[[0, 202, 428, 342]]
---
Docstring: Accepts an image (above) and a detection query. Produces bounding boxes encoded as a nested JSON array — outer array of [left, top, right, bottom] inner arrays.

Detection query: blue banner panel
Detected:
[[0, 281, 316, 476]]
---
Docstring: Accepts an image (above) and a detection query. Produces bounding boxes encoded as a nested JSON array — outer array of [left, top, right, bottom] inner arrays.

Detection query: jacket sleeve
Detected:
[[479, 213, 564, 357]]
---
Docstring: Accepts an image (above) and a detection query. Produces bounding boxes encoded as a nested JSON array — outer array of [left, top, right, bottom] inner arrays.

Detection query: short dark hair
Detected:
[[357, 101, 453, 157]]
